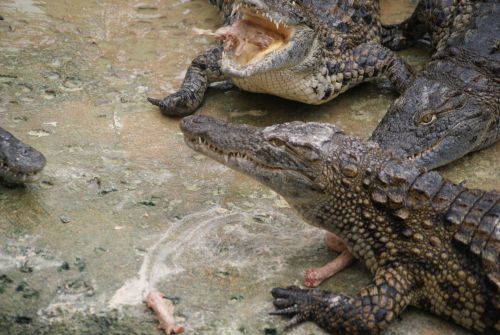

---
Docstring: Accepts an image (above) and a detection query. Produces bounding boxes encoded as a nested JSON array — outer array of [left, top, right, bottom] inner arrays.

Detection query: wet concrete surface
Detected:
[[0, 0, 498, 334]]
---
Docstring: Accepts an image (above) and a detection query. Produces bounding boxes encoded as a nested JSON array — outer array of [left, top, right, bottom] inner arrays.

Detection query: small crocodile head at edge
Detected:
[[0, 127, 46, 185]]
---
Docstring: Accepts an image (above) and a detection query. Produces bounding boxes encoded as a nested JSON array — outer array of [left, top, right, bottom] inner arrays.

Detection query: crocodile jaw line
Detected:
[[0, 160, 43, 184], [184, 135, 279, 173]]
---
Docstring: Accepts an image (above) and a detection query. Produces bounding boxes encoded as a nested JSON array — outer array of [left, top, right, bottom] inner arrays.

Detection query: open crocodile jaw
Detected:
[[218, 6, 313, 77]]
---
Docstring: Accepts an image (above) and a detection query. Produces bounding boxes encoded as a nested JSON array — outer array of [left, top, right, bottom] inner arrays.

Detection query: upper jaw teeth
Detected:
[[406, 148, 430, 161], [231, 3, 240, 16], [190, 136, 253, 164], [192, 137, 245, 159], [235, 3, 287, 29], [193, 136, 224, 156], [189, 136, 278, 172]]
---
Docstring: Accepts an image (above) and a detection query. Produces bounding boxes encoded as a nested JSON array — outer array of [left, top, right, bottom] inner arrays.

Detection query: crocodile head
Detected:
[[181, 115, 380, 228], [219, 0, 317, 78], [0, 127, 46, 185], [371, 72, 492, 170]]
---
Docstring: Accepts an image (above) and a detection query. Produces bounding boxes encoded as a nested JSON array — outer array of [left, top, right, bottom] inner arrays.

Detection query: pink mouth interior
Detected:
[[215, 20, 274, 55], [195, 19, 283, 56]]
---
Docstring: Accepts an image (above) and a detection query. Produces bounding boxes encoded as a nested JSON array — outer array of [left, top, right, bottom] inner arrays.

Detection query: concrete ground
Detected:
[[0, 0, 498, 334]]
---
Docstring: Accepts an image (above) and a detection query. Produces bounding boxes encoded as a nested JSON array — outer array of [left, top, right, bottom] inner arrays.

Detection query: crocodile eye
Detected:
[[420, 113, 437, 125], [270, 138, 286, 147]]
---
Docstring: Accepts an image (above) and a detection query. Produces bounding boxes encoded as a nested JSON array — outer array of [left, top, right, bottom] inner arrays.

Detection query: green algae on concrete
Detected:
[[0, 0, 495, 334]]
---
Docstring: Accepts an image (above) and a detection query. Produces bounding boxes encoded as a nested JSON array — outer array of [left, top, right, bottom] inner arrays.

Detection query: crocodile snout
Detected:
[[180, 115, 223, 137]]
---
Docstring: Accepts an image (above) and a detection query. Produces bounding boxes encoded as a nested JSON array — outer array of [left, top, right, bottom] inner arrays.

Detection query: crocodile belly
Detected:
[[231, 69, 342, 105]]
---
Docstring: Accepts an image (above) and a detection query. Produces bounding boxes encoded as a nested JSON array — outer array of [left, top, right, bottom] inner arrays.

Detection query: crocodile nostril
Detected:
[[179, 115, 198, 133]]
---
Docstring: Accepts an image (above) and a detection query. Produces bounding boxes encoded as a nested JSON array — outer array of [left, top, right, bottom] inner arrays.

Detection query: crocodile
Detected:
[[181, 115, 499, 334], [0, 127, 46, 185], [371, 0, 500, 170], [148, 0, 414, 116]]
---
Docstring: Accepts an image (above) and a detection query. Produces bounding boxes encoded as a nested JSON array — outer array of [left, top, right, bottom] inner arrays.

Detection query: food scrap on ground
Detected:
[[145, 290, 185, 335]]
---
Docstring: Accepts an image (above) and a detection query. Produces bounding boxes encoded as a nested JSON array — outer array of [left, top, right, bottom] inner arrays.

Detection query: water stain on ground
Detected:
[[0, 0, 495, 334]]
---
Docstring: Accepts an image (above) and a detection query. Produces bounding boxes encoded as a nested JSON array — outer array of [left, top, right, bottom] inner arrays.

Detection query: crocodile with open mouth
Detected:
[[148, 0, 414, 116], [371, 0, 500, 170], [0, 127, 46, 185], [181, 115, 499, 334]]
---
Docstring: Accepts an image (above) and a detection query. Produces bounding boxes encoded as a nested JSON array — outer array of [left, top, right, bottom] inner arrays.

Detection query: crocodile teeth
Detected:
[[231, 3, 240, 16], [0, 160, 41, 182], [191, 135, 278, 171]]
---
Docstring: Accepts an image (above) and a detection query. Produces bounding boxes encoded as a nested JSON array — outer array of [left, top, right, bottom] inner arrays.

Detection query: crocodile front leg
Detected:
[[352, 42, 414, 93], [271, 266, 415, 334], [304, 232, 355, 288], [148, 46, 227, 117]]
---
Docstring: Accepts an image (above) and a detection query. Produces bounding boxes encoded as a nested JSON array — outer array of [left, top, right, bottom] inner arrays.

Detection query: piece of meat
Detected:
[[194, 20, 274, 55], [145, 290, 185, 335], [323, 232, 348, 253], [304, 250, 355, 287], [304, 232, 356, 287]]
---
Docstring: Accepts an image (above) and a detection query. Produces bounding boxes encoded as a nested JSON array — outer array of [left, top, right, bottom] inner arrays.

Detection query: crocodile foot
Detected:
[[147, 92, 198, 117], [304, 250, 355, 287], [271, 286, 335, 329]]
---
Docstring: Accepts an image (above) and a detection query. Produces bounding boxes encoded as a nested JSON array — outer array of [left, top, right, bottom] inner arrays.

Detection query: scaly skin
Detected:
[[180, 115, 499, 334], [0, 127, 46, 185], [372, 0, 500, 170], [148, 0, 413, 116]]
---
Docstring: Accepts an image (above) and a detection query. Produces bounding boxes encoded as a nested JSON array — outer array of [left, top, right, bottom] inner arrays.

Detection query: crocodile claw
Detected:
[[270, 286, 317, 328], [147, 97, 163, 107]]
